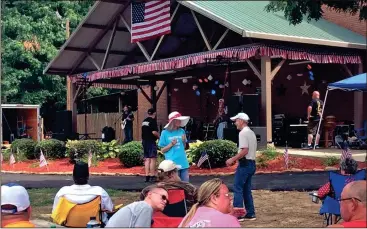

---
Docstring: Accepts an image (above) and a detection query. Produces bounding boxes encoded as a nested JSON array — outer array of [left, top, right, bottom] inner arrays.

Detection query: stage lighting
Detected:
[[198, 79, 203, 83], [195, 90, 200, 96], [211, 89, 216, 95], [215, 80, 219, 85], [192, 84, 198, 90], [204, 78, 208, 83]]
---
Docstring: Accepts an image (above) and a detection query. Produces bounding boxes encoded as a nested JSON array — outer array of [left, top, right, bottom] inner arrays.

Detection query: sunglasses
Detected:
[[337, 197, 362, 203], [152, 192, 169, 203]]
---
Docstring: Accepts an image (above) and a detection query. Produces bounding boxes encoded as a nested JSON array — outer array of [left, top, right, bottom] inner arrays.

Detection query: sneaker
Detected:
[[238, 215, 256, 222], [302, 144, 312, 150], [315, 145, 320, 149]]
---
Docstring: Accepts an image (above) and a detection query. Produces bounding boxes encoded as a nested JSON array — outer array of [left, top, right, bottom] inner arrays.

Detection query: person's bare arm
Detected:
[[232, 148, 248, 161], [161, 139, 177, 153], [307, 106, 312, 120], [152, 131, 160, 139]]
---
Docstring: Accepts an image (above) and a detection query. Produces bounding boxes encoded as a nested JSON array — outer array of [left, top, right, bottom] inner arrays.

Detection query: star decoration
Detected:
[[234, 89, 243, 96], [287, 75, 292, 80], [300, 81, 310, 95], [276, 84, 287, 96]]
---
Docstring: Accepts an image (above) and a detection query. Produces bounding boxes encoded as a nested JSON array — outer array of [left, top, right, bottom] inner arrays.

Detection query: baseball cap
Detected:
[[158, 160, 182, 172], [1, 183, 30, 213], [147, 108, 156, 115], [230, 113, 250, 121]]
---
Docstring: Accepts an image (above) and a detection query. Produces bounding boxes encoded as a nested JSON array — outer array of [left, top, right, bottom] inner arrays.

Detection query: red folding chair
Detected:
[[152, 189, 187, 228]]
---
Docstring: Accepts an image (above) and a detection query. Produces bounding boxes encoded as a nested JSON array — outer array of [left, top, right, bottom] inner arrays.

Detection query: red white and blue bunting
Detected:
[[72, 43, 362, 83]]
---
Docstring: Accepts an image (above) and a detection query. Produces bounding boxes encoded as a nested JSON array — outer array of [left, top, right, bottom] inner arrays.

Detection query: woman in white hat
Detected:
[[158, 111, 190, 182]]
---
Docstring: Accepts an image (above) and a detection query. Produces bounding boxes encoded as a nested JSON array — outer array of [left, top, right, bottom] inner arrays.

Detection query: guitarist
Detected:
[[122, 105, 134, 144]]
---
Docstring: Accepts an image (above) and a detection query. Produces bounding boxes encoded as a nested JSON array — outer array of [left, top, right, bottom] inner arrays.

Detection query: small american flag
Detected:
[[131, 0, 171, 43], [340, 143, 352, 161], [39, 150, 48, 167], [284, 145, 289, 169], [197, 151, 209, 168], [9, 153, 16, 165], [88, 149, 93, 167]]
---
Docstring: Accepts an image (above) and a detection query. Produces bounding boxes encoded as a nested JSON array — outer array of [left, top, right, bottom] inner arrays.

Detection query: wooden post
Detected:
[[354, 63, 364, 129], [118, 95, 123, 113], [66, 19, 70, 39], [261, 56, 272, 143], [151, 81, 157, 111], [67, 76, 77, 133]]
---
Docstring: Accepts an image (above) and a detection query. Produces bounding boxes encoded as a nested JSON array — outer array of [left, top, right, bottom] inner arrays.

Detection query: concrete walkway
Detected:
[[275, 147, 367, 162]]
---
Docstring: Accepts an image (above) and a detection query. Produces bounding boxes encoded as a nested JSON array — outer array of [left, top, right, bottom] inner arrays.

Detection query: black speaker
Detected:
[[288, 124, 308, 148], [223, 128, 239, 145], [53, 110, 72, 136], [242, 94, 260, 126], [227, 96, 243, 118]]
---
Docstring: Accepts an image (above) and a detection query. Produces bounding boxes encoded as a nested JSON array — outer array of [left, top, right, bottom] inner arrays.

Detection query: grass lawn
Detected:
[[28, 189, 325, 228]]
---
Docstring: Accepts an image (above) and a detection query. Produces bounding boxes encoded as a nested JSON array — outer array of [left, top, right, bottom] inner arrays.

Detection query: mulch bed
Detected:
[[1, 156, 366, 176]]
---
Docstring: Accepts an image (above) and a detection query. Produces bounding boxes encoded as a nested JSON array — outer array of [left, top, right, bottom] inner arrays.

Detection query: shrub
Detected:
[[256, 156, 269, 168], [191, 140, 237, 168], [100, 140, 121, 159], [1, 148, 11, 161], [323, 156, 339, 166], [260, 145, 279, 160], [186, 140, 204, 165], [10, 138, 37, 160], [118, 141, 144, 168], [65, 140, 104, 163], [35, 139, 66, 159]]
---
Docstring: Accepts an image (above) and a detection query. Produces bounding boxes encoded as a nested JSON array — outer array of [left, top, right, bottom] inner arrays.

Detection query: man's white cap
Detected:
[[230, 112, 250, 121], [158, 160, 182, 172], [1, 183, 30, 213]]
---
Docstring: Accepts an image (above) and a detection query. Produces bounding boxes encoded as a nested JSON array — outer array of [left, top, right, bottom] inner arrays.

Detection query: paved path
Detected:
[[279, 148, 367, 162], [2, 171, 330, 191]]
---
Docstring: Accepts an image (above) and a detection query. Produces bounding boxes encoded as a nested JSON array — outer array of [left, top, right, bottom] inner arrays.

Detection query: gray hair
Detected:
[[340, 158, 358, 175]]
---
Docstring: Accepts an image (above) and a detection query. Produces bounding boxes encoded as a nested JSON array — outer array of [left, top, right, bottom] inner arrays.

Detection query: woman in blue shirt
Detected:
[[158, 111, 190, 182]]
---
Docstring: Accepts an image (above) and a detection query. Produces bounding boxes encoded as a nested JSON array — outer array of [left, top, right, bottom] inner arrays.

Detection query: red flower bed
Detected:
[[1, 156, 366, 175]]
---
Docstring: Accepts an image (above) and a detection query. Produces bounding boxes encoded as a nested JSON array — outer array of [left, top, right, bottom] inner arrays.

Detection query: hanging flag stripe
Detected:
[[131, 0, 171, 43]]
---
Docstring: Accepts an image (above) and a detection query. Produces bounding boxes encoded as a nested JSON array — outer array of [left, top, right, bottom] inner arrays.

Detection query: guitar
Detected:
[[121, 111, 135, 129]]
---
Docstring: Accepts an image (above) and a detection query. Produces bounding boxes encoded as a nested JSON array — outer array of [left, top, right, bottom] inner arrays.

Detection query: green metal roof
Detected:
[[180, 1, 366, 49]]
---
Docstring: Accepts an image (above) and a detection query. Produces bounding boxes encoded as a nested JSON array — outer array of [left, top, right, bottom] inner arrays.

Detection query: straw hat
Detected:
[[164, 111, 190, 129]]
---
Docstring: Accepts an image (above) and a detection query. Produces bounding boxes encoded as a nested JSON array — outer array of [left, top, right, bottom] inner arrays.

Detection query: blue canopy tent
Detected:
[[315, 73, 367, 149]]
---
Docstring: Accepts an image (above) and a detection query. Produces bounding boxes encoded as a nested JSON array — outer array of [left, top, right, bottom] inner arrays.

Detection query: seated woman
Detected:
[[148, 160, 197, 211], [317, 158, 358, 199], [179, 178, 241, 228]]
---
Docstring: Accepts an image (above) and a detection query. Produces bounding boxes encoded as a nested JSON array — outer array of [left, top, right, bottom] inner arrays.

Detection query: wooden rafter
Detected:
[[102, 20, 118, 69], [69, 2, 130, 75], [87, 55, 101, 70], [270, 59, 286, 80], [246, 59, 261, 80]]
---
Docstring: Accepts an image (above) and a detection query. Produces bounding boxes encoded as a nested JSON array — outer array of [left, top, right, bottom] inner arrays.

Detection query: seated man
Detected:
[[153, 160, 197, 210], [52, 161, 113, 224], [1, 183, 35, 228], [328, 180, 366, 228], [106, 184, 168, 228]]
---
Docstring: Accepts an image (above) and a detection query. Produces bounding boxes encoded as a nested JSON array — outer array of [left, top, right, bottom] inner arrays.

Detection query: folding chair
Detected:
[[319, 169, 366, 226], [354, 121, 367, 141], [152, 189, 187, 228], [52, 196, 104, 228]]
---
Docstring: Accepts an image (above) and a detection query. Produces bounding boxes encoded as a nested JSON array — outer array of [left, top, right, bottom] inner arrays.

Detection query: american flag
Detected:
[[88, 149, 93, 167], [284, 146, 289, 169], [39, 150, 48, 167], [131, 0, 171, 43], [9, 153, 16, 165], [197, 151, 209, 168], [340, 143, 352, 161]]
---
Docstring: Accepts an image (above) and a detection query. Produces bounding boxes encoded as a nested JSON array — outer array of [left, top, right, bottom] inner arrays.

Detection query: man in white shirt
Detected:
[[52, 161, 113, 224], [226, 113, 257, 222]]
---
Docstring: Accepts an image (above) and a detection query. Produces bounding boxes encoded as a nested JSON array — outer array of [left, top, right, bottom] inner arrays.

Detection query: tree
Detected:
[[265, 0, 367, 25], [1, 1, 97, 109]]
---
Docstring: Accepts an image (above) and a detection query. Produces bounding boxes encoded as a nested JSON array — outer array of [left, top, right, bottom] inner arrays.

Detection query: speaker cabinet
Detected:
[[251, 127, 267, 148], [223, 128, 239, 145], [288, 124, 308, 148], [227, 95, 260, 126], [53, 110, 72, 138]]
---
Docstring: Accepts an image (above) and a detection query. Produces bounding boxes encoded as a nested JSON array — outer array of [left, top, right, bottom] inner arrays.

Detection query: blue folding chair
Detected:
[[319, 169, 366, 226]]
